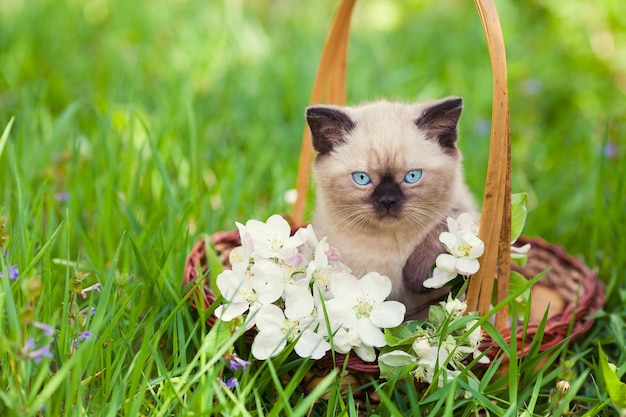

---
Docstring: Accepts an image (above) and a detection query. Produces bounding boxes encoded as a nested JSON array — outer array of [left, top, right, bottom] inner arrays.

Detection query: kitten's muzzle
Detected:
[[371, 179, 405, 215]]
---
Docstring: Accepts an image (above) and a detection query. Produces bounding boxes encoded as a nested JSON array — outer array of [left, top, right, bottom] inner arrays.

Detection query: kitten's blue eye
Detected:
[[404, 169, 423, 184], [352, 172, 372, 186]]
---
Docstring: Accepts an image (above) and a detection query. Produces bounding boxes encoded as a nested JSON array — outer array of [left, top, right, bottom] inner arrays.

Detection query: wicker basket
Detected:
[[182, 0, 604, 379], [183, 231, 604, 372]]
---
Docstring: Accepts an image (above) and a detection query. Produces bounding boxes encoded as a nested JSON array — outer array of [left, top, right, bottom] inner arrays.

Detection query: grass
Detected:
[[1, 0, 625, 415]]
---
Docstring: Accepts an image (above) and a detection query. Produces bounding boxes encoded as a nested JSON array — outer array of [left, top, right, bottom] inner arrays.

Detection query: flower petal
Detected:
[[455, 257, 480, 275], [216, 270, 248, 303], [353, 343, 376, 362], [439, 231, 458, 254], [266, 214, 291, 239], [324, 299, 355, 329], [328, 327, 358, 353], [329, 273, 359, 304], [359, 272, 392, 303], [435, 253, 457, 272], [255, 304, 285, 332], [423, 266, 457, 289], [215, 302, 249, 321], [355, 318, 386, 347], [251, 260, 284, 304], [251, 329, 286, 360], [284, 285, 314, 320], [379, 350, 418, 367], [370, 301, 405, 328], [294, 330, 330, 359]]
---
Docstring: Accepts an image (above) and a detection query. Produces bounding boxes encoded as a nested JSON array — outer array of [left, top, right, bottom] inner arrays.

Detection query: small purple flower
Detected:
[[79, 306, 96, 318], [55, 192, 70, 202], [9, 265, 18, 281], [24, 338, 36, 351], [73, 330, 93, 348], [33, 321, 55, 337], [22, 338, 53, 363], [604, 142, 617, 159], [78, 330, 92, 341], [224, 377, 239, 389], [81, 282, 101, 298], [0, 263, 18, 281], [225, 354, 251, 371]]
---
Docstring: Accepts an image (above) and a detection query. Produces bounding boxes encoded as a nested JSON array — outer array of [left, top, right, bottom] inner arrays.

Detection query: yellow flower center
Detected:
[[353, 297, 374, 319]]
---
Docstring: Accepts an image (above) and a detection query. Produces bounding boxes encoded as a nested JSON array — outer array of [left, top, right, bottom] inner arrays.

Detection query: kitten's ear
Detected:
[[414, 97, 463, 150], [306, 106, 355, 155]]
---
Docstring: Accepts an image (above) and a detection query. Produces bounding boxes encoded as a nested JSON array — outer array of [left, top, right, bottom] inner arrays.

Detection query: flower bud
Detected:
[[556, 380, 570, 394], [412, 337, 431, 357]]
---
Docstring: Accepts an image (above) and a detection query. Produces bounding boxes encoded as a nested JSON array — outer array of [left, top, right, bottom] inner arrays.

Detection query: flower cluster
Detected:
[[423, 213, 484, 289], [378, 297, 488, 389], [70, 268, 98, 350], [21, 321, 55, 363], [214, 215, 406, 361], [220, 353, 251, 390]]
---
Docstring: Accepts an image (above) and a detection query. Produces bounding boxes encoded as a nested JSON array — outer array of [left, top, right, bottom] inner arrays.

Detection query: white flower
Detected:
[[423, 213, 485, 289], [283, 188, 298, 205], [443, 298, 467, 317], [465, 320, 482, 348], [228, 245, 251, 269], [238, 214, 305, 263], [382, 344, 458, 386], [307, 237, 350, 302], [511, 242, 531, 266], [439, 231, 484, 270], [325, 272, 405, 350], [464, 320, 490, 364], [423, 254, 459, 289], [251, 302, 330, 360], [412, 336, 431, 358], [329, 327, 377, 362], [214, 259, 284, 322], [214, 216, 410, 362], [447, 212, 479, 236], [414, 345, 450, 385]]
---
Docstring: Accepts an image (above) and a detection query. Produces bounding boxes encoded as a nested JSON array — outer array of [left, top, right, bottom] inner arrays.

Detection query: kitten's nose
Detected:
[[379, 198, 396, 210], [372, 178, 404, 213]]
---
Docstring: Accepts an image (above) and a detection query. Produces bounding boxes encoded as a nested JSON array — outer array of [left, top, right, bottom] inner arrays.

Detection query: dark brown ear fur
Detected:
[[306, 106, 355, 155], [414, 97, 463, 150]]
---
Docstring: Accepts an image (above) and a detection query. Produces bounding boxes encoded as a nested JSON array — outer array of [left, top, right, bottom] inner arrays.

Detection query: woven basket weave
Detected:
[[182, 0, 605, 375]]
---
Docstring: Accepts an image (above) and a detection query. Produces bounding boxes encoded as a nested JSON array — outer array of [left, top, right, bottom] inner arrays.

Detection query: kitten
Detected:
[[306, 97, 476, 319]]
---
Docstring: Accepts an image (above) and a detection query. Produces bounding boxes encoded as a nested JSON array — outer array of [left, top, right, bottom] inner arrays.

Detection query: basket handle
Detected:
[[293, 0, 356, 226], [466, 0, 511, 329], [293, 0, 511, 328]]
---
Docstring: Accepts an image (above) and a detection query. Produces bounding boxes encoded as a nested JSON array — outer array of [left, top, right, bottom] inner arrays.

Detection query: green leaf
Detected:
[[511, 192, 529, 243], [205, 321, 235, 354], [378, 354, 415, 380], [385, 320, 426, 347], [510, 270, 531, 301], [428, 303, 447, 326], [598, 344, 626, 411], [0, 117, 14, 160]]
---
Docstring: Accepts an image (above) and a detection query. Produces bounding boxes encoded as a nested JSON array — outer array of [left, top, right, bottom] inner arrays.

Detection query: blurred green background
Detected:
[[1, 0, 624, 295]]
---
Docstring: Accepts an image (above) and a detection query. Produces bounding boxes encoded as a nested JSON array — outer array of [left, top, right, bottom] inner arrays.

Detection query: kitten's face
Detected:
[[308, 97, 464, 231]]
